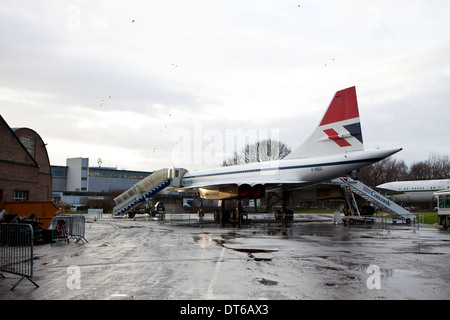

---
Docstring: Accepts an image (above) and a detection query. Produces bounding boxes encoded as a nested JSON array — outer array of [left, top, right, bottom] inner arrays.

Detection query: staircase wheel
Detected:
[[274, 209, 281, 220], [441, 216, 448, 230]]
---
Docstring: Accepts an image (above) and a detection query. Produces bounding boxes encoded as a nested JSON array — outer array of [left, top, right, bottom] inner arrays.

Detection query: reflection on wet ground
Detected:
[[188, 213, 450, 299], [1, 213, 449, 300]]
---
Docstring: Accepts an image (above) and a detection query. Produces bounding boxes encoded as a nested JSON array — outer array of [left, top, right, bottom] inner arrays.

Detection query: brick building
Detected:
[[0, 115, 52, 202]]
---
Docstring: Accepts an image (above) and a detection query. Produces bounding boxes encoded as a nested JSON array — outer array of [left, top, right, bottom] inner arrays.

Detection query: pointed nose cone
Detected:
[[378, 147, 403, 159], [377, 182, 394, 191], [363, 147, 402, 166]]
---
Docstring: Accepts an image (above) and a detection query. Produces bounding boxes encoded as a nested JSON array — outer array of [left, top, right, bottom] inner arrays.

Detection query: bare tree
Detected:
[[222, 139, 291, 212], [222, 139, 291, 166], [407, 161, 431, 180], [357, 158, 408, 187], [358, 152, 450, 186], [103, 189, 125, 213], [408, 153, 450, 180]]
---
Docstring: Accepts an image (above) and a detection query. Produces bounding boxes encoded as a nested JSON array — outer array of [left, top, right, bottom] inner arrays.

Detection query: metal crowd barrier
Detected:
[[0, 223, 39, 290], [52, 215, 88, 245], [345, 215, 421, 232]]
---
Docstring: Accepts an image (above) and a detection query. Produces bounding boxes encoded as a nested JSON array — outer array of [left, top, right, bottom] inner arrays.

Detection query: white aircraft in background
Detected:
[[181, 86, 402, 216], [377, 179, 450, 204]]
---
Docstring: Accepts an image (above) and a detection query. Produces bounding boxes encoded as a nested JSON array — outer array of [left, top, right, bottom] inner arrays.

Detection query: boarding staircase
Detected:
[[333, 176, 416, 223], [113, 168, 187, 217]]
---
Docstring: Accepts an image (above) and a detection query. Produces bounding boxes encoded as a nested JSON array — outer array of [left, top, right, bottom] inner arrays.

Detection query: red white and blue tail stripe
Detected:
[[285, 86, 364, 159]]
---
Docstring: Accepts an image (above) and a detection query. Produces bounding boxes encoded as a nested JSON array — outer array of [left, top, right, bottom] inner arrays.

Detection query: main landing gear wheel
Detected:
[[274, 209, 294, 220], [274, 190, 294, 220], [213, 209, 222, 222]]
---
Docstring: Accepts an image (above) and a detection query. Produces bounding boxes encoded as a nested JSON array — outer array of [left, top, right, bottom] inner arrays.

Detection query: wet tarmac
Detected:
[[1, 213, 449, 300]]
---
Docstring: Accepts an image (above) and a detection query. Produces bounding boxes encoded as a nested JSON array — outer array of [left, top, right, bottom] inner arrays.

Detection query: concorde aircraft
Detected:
[[377, 179, 450, 204], [180, 86, 402, 217]]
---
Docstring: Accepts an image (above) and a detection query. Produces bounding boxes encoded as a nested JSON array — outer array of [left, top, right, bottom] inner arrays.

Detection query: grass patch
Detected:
[[59, 211, 87, 215], [419, 213, 438, 225], [294, 209, 336, 214], [293, 209, 438, 224]]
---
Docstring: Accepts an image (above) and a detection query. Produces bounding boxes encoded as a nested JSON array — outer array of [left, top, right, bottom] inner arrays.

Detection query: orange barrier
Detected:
[[0, 201, 60, 230]]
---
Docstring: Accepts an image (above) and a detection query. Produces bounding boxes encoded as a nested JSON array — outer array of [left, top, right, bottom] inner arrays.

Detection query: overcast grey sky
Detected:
[[1, 1, 449, 172]]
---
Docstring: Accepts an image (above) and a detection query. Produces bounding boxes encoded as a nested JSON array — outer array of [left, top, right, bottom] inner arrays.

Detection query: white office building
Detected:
[[51, 157, 152, 207]]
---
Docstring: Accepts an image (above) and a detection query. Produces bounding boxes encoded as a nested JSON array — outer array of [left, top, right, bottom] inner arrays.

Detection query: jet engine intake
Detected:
[[238, 184, 252, 198], [238, 184, 265, 199], [251, 184, 265, 199]]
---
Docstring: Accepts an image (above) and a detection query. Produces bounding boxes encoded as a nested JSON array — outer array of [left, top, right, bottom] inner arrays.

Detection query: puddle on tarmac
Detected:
[[393, 244, 444, 255], [214, 239, 277, 261], [257, 278, 278, 286], [193, 232, 278, 261], [191, 226, 441, 296]]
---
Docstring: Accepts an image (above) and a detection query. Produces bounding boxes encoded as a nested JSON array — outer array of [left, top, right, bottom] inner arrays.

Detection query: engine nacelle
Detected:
[[198, 184, 266, 200], [238, 184, 252, 198], [251, 184, 265, 199], [238, 184, 265, 199]]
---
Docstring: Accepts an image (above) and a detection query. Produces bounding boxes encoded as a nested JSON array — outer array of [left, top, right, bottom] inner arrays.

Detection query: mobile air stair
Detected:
[[113, 168, 187, 217], [333, 176, 417, 225]]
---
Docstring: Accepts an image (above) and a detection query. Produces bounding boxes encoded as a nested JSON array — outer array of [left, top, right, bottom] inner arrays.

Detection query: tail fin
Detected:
[[285, 86, 364, 160]]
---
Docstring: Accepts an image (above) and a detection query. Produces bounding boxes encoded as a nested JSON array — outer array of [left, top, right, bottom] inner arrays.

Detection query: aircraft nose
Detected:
[[377, 182, 392, 190], [382, 147, 403, 158], [371, 147, 403, 165]]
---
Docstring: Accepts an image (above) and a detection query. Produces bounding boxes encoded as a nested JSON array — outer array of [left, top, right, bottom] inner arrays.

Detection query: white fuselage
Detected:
[[182, 148, 401, 191], [377, 179, 450, 203]]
